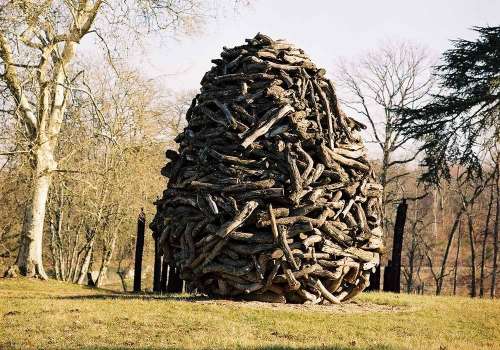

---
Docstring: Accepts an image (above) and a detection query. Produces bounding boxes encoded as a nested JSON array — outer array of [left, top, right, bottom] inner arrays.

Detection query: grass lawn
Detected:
[[0, 278, 499, 350]]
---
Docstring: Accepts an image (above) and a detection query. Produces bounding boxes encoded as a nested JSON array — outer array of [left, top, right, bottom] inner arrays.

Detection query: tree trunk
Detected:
[[467, 210, 477, 297], [480, 185, 494, 297], [453, 219, 462, 295], [4, 38, 76, 279], [406, 198, 420, 294], [491, 157, 499, 298], [12, 143, 56, 279], [416, 254, 424, 294], [406, 243, 415, 294], [432, 189, 439, 241], [116, 258, 129, 292], [436, 207, 464, 295], [51, 205, 66, 281], [380, 147, 390, 232], [68, 229, 80, 283], [117, 271, 128, 292], [49, 214, 62, 280], [77, 239, 94, 285], [96, 232, 117, 287]]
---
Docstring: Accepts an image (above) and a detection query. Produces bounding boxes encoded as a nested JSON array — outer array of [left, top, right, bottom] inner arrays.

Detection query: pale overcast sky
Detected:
[[131, 0, 500, 91]]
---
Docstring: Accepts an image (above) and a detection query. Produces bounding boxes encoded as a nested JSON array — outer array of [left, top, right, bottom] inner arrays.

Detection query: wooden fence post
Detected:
[[366, 264, 381, 291], [133, 209, 146, 293], [384, 199, 407, 293], [167, 263, 183, 293], [153, 235, 162, 293]]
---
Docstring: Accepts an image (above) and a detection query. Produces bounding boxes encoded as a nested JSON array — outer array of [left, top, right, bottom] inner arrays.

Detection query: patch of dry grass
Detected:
[[0, 278, 499, 350]]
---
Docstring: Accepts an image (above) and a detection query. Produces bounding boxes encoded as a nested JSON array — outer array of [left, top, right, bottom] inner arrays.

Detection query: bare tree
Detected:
[[437, 175, 491, 295], [0, 0, 224, 278], [337, 41, 434, 229]]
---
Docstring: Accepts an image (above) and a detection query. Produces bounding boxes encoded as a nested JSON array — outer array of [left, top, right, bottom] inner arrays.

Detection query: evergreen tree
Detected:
[[396, 26, 499, 184]]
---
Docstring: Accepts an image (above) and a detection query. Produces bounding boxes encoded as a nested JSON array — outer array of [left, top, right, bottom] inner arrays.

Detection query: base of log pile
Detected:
[[151, 33, 384, 304]]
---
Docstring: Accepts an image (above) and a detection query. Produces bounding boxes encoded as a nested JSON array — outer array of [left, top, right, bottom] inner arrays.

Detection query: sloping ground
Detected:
[[0, 279, 498, 350]]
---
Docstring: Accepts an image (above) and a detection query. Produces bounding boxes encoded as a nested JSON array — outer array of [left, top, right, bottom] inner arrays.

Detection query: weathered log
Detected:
[[229, 231, 274, 244], [216, 201, 259, 238], [278, 225, 299, 271], [240, 105, 294, 148], [307, 277, 341, 304]]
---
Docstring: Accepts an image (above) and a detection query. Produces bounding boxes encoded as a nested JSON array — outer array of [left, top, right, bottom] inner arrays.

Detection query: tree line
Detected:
[[335, 26, 499, 297]]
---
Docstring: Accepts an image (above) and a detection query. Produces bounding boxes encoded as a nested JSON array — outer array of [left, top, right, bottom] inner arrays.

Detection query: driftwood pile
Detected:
[[151, 33, 384, 304]]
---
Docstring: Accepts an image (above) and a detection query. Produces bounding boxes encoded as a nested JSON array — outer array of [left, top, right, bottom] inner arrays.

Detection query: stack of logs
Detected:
[[151, 33, 384, 304]]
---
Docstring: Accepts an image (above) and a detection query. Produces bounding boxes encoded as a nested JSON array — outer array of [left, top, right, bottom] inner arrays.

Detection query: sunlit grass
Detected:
[[0, 278, 499, 350]]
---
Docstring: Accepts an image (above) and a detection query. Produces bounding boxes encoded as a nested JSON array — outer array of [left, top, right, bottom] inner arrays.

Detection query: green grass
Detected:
[[0, 279, 499, 350]]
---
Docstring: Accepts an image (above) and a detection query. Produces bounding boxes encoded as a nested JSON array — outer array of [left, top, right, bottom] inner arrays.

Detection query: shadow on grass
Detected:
[[53, 294, 367, 307], [54, 293, 209, 302], [65, 346, 402, 350]]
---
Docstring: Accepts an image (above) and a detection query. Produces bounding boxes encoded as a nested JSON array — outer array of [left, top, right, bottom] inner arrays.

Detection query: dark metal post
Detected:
[[133, 209, 146, 293]]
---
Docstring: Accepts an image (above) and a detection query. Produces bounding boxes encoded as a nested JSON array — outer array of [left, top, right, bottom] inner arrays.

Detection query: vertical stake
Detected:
[[133, 208, 146, 293], [389, 198, 407, 293], [153, 233, 162, 293]]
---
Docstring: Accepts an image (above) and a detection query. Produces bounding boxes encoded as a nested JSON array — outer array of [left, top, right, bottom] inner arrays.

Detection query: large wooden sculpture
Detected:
[[151, 34, 384, 303]]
